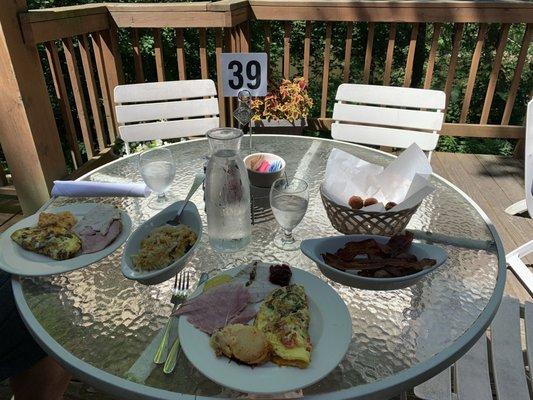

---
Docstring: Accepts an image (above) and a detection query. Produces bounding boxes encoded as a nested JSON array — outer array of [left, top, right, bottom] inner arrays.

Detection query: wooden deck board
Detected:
[[0, 213, 23, 230], [0, 195, 22, 232], [0, 213, 13, 225], [431, 152, 533, 302], [475, 154, 525, 197]]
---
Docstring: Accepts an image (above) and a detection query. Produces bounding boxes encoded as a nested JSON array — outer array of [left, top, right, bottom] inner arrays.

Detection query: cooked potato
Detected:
[[210, 324, 270, 365]]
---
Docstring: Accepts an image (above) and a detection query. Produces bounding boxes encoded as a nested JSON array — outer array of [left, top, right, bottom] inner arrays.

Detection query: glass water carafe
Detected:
[[205, 128, 251, 252]]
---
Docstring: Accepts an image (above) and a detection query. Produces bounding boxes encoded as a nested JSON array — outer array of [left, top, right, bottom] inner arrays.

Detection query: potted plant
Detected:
[[251, 77, 313, 135]]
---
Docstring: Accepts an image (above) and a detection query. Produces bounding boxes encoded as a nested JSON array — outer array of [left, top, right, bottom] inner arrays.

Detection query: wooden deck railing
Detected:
[[0, 0, 532, 213]]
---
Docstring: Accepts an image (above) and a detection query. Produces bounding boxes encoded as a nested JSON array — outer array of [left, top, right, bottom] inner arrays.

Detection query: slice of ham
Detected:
[[174, 283, 252, 334], [75, 204, 120, 235], [74, 204, 122, 254], [77, 219, 122, 254], [228, 304, 258, 325]]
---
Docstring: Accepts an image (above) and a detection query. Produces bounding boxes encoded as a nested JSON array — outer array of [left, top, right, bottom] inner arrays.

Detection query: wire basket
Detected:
[[320, 184, 420, 236]]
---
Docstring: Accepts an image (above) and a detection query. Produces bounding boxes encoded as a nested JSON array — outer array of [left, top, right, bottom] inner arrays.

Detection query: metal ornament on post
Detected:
[[233, 89, 254, 150]]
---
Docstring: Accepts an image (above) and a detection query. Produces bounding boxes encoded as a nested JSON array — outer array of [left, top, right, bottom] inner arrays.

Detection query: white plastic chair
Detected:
[[415, 166, 533, 400], [505, 99, 532, 216], [114, 79, 220, 154], [505, 101, 533, 294], [331, 84, 446, 159]]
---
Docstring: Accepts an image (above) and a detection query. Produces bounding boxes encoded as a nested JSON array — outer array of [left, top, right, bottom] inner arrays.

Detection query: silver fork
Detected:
[[153, 174, 205, 364], [153, 271, 191, 364], [163, 271, 209, 374]]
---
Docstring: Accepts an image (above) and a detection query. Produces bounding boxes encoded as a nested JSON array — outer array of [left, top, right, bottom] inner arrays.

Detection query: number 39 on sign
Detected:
[[220, 53, 268, 97]]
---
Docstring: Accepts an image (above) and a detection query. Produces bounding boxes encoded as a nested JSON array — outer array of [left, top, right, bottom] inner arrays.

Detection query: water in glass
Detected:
[[271, 195, 308, 231], [140, 161, 175, 194], [270, 177, 309, 251], [139, 147, 176, 210], [205, 128, 251, 252]]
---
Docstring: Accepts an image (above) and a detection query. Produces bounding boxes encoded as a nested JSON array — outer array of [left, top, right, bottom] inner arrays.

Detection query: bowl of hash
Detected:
[[121, 200, 202, 285]]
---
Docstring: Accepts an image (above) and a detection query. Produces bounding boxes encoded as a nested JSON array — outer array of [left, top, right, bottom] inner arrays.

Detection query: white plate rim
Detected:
[[178, 265, 353, 395], [0, 203, 132, 276]]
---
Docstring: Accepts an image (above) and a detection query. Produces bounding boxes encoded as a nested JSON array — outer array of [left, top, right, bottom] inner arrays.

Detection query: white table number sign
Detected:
[[220, 53, 268, 97]]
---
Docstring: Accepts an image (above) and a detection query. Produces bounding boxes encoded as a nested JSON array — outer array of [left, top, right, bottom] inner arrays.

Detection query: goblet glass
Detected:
[[270, 177, 309, 251], [139, 147, 176, 210]]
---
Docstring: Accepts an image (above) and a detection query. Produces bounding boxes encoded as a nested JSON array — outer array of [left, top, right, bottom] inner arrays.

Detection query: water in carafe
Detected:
[[205, 128, 251, 252]]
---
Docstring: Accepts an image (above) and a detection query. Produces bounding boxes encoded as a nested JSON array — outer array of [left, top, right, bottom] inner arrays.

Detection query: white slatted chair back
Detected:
[[331, 84, 446, 156], [114, 79, 220, 154], [525, 99, 532, 216]]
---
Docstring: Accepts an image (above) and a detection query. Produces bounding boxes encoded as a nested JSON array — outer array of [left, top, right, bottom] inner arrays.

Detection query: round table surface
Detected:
[[12, 135, 505, 400]]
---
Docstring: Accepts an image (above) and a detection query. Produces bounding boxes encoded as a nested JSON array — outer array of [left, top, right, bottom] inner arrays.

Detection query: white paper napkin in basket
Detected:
[[323, 143, 434, 212]]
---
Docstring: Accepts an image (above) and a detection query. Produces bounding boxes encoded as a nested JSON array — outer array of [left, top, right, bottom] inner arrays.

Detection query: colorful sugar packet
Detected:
[[248, 155, 283, 173]]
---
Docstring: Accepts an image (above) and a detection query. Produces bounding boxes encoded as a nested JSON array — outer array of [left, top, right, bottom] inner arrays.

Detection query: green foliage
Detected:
[[24, 0, 533, 159], [437, 135, 515, 156], [251, 77, 313, 122]]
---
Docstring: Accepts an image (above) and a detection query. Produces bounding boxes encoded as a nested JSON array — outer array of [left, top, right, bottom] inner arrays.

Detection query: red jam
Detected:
[[269, 264, 292, 286]]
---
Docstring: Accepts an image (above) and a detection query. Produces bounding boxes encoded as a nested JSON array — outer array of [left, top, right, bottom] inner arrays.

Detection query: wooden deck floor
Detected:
[[1, 152, 531, 301], [0, 195, 22, 232], [431, 152, 532, 302]]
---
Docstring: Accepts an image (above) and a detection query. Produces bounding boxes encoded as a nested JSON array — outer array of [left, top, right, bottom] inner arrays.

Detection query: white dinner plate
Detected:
[[178, 265, 353, 395], [0, 203, 132, 276]]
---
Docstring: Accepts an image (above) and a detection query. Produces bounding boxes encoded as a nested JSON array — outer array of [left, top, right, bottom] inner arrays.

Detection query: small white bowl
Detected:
[[243, 152, 286, 188], [121, 201, 202, 285], [300, 234, 447, 290]]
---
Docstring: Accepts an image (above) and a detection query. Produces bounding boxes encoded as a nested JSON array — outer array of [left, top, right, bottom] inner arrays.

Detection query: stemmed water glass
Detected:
[[270, 177, 309, 251], [139, 147, 176, 210]]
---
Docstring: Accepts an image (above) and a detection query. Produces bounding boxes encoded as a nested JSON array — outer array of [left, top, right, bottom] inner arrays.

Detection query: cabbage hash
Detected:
[[132, 225, 197, 271]]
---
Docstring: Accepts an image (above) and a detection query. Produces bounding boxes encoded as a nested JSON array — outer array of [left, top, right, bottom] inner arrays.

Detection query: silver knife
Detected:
[[163, 272, 209, 374]]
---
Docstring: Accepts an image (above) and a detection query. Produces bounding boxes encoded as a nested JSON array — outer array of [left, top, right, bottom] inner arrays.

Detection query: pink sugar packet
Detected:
[[257, 160, 271, 173]]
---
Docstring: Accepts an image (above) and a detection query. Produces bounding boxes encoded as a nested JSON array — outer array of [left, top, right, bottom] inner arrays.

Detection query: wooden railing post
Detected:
[[98, 19, 124, 140], [0, 0, 66, 214]]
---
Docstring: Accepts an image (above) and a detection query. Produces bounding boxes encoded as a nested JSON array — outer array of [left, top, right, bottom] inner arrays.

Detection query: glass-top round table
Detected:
[[12, 135, 505, 400]]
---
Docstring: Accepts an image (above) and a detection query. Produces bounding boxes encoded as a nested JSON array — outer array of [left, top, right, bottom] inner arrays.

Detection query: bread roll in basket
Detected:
[[319, 183, 420, 237]]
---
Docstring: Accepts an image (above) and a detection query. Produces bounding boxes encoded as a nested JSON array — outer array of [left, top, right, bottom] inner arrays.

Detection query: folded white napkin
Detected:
[[323, 143, 434, 212], [51, 180, 151, 198]]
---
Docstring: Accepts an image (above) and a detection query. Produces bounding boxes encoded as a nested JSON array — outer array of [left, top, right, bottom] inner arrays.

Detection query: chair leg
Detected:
[[507, 252, 533, 297], [504, 199, 527, 216]]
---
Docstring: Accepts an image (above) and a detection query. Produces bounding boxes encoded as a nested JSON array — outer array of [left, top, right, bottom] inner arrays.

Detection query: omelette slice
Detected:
[[38, 211, 77, 230], [11, 225, 81, 260], [255, 284, 312, 368]]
